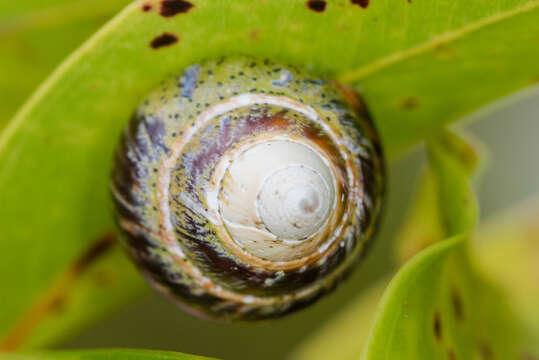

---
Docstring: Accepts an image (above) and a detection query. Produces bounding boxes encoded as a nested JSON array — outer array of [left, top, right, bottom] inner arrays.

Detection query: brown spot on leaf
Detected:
[[433, 311, 443, 342], [0, 231, 118, 351], [451, 288, 464, 321], [73, 233, 116, 274], [400, 96, 420, 109], [49, 295, 67, 313], [307, 0, 327, 12], [448, 349, 456, 360], [249, 29, 260, 40], [150, 33, 179, 49], [93, 270, 115, 288], [351, 0, 369, 8], [479, 342, 494, 360], [142, 3, 153, 12], [160, 0, 194, 17], [435, 43, 457, 58], [521, 352, 539, 360]]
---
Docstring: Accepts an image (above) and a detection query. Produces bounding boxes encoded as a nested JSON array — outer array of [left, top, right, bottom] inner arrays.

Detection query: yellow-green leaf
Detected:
[[396, 130, 481, 262]]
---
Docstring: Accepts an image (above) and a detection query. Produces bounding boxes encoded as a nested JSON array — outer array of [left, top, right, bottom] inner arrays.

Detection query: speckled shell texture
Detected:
[[112, 57, 384, 320]]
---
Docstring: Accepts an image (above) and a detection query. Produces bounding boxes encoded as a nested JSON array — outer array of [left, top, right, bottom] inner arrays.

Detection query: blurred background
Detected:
[[60, 86, 539, 360]]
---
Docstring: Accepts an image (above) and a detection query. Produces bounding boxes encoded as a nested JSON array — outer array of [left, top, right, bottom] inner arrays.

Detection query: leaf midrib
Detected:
[[337, 0, 539, 84]]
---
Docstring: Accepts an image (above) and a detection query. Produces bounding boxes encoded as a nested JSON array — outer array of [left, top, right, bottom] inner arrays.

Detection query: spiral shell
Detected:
[[112, 57, 384, 320]]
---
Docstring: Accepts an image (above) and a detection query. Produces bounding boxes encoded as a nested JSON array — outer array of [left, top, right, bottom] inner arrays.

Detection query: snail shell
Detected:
[[112, 57, 384, 320]]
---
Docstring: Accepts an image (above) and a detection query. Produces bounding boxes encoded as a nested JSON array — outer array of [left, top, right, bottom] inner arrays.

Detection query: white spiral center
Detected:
[[257, 166, 331, 240], [216, 139, 337, 261]]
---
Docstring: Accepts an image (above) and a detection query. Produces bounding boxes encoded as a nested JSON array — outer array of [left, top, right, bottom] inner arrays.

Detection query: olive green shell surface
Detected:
[[112, 57, 384, 320]]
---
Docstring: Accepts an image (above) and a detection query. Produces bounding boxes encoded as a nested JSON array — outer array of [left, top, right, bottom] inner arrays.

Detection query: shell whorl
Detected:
[[217, 139, 337, 262], [112, 57, 384, 320]]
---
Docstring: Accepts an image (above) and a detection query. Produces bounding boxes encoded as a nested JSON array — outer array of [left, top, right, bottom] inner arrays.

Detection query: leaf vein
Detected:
[[338, 0, 539, 83]]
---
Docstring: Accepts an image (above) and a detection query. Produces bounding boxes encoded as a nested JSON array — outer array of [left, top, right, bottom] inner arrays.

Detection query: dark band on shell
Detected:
[[112, 57, 385, 320]]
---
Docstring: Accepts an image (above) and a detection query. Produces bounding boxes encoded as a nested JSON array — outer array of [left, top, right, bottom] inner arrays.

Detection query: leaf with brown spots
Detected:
[[150, 32, 179, 49], [306, 0, 327, 12], [433, 311, 443, 343], [451, 288, 465, 322], [294, 235, 529, 359], [351, 0, 369, 9], [160, 0, 194, 17]]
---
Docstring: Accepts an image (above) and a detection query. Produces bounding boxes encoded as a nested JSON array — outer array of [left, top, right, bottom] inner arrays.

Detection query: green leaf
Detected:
[[394, 171, 445, 262], [1, 0, 538, 348], [0, 0, 130, 128], [0, 349, 216, 360], [361, 237, 528, 359], [294, 237, 533, 359], [396, 130, 481, 262], [426, 131, 480, 236], [0, 235, 146, 351]]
